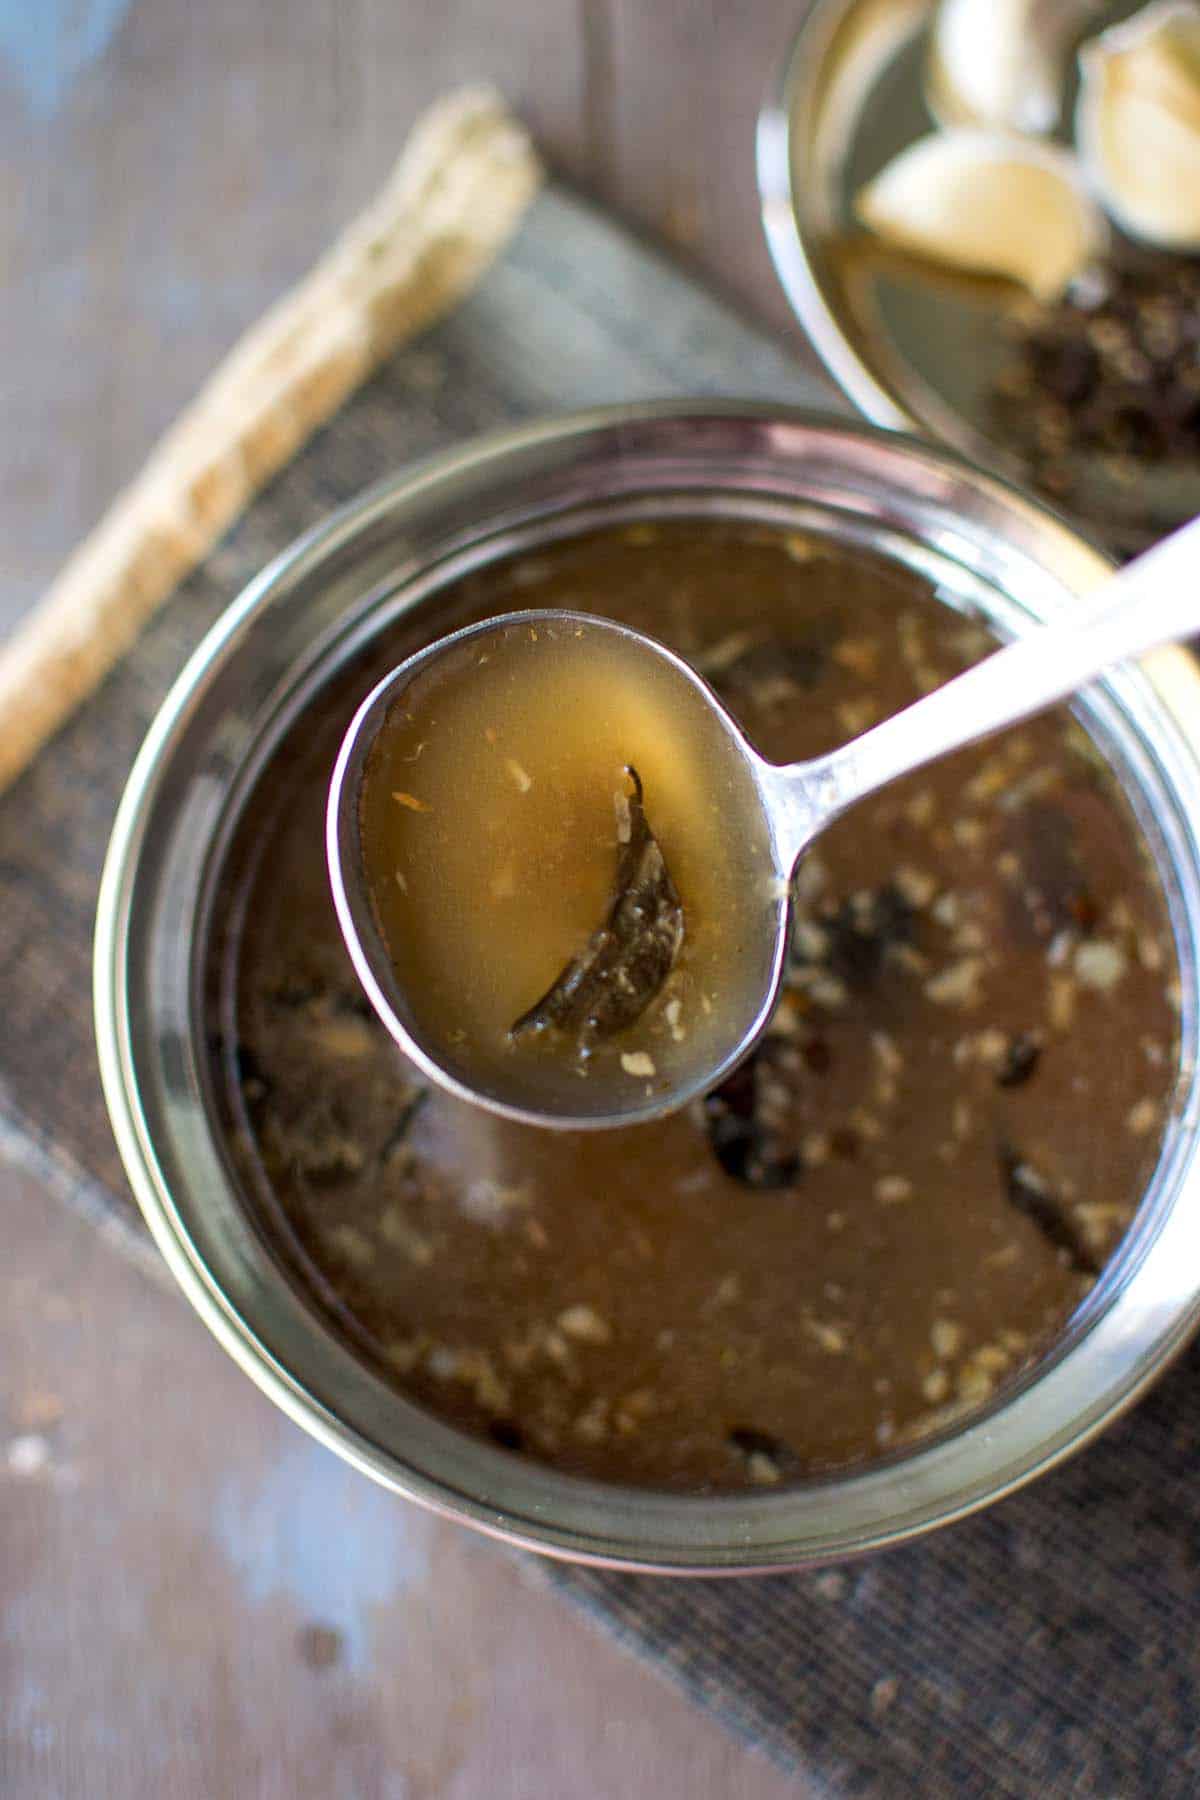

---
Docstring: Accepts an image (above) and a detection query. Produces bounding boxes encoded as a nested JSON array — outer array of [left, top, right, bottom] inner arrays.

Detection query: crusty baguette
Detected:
[[0, 85, 542, 794]]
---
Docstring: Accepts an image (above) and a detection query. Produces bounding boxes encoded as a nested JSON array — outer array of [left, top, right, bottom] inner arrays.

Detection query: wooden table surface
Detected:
[[2, 3, 816, 1794], [2, 0, 808, 637]]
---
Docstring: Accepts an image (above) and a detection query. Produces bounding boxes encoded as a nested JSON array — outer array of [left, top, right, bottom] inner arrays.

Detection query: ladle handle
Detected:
[[807, 515, 1200, 828]]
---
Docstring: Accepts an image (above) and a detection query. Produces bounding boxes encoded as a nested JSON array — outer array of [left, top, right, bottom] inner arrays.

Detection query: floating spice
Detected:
[[702, 1041, 802, 1190], [996, 1032, 1043, 1089], [379, 1088, 430, 1166], [509, 766, 685, 1059], [726, 1425, 798, 1484], [487, 1418, 526, 1452], [727, 1424, 793, 1461], [1005, 801, 1097, 946], [999, 1143, 1100, 1275], [703, 634, 828, 705], [233, 1041, 272, 1109], [804, 883, 916, 991]]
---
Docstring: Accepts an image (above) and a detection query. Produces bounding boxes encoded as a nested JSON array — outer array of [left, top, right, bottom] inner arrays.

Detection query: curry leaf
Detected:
[[509, 767, 684, 1057]]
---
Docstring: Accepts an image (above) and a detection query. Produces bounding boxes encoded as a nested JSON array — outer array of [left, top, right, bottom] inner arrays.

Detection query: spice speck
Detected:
[[1126, 1097, 1159, 1137], [1074, 939, 1127, 992], [558, 1304, 612, 1344]]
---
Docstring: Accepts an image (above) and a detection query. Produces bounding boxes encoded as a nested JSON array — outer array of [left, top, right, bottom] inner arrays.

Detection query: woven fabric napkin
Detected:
[[2, 91, 1198, 1800]]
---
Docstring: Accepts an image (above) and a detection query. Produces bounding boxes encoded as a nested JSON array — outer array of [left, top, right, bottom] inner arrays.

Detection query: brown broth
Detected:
[[206, 520, 1178, 1492], [358, 615, 775, 1115]]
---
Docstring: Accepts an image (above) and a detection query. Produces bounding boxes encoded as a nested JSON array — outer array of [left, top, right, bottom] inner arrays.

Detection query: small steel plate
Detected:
[[758, 0, 1200, 555]]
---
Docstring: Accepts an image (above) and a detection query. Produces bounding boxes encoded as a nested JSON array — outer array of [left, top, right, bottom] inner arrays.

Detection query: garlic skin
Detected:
[[856, 132, 1107, 299], [1076, 0, 1200, 249], [927, 0, 1099, 135]]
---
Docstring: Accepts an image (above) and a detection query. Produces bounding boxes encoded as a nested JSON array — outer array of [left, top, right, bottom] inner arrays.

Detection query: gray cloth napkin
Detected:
[[1, 183, 1196, 1800]]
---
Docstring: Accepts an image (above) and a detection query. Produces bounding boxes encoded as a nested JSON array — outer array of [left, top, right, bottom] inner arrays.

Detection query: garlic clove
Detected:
[[1076, 0, 1200, 249], [856, 131, 1107, 299], [927, 0, 1100, 135]]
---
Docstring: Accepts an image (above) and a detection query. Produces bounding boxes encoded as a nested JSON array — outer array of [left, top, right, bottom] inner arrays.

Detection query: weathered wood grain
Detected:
[[1, 0, 812, 635], [1, 0, 586, 633], [0, 1161, 807, 1799], [600, 0, 805, 335]]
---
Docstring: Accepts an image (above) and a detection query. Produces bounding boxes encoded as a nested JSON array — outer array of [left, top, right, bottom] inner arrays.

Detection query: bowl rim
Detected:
[[757, 0, 924, 434], [94, 401, 1200, 1572]]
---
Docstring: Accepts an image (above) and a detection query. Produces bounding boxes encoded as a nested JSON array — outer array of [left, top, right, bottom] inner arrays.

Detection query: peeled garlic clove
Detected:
[[1076, 0, 1200, 248], [927, 0, 1099, 135], [856, 132, 1107, 299]]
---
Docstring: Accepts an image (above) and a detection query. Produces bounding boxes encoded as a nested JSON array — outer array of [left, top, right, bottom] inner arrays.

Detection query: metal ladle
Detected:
[[328, 517, 1200, 1131]]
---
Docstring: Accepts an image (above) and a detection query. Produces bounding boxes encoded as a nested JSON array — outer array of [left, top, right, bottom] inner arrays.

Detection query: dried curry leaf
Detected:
[[509, 766, 684, 1056], [702, 1038, 803, 1191], [996, 1032, 1042, 1089], [999, 1143, 1099, 1276], [379, 1087, 429, 1165], [816, 883, 915, 990], [727, 1425, 796, 1466]]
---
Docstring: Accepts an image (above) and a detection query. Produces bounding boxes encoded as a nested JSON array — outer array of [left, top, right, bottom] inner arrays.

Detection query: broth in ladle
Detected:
[[357, 614, 776, 1119]]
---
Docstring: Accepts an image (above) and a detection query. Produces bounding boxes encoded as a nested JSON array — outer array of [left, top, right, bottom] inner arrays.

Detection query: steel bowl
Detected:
[[756, 0, 1200, 554], [95, 404, 1200, 1573]]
